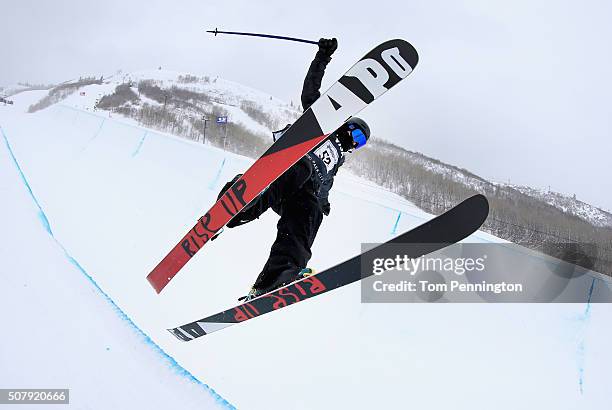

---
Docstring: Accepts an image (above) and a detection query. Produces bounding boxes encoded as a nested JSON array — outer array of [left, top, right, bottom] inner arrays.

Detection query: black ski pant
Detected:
[[227, 158, 324, 290]]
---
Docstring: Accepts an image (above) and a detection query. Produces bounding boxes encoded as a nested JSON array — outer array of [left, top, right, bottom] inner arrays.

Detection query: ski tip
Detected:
[[471, 193, 489, 206], [467, 194, 490, 222], [381, 39, 419, 70]]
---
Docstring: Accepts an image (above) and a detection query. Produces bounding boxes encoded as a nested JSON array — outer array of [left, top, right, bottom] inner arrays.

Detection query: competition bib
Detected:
[[313, 140, 340, 172]]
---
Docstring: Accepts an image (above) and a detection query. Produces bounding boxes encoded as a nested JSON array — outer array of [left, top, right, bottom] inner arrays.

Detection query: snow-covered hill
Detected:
[[505, 184, 612, 227], [35, 68, 301, 138], [363, 140, 612, 229], [2, 86, 612, 409], [1, 83, 53, 97], [368, 140, 491, 192], [19, 69, 610, 230]]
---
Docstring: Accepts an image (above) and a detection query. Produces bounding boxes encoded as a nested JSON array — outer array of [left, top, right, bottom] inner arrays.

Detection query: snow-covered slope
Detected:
[[51, 68, 301, 138], [0, 91, 231, 409], [369, 141, 612, 228], [2, 89, 612, 409], [0, 83, 53, 97], [121, 68, 290, 109], [506, 184, 612, 227], [31, 69, 611, 229], [1, 84, 31, 97], [371, 141, 490, 191]]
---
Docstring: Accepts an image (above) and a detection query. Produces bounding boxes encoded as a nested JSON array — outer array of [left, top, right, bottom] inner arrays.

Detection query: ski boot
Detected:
[[297, 268, 316, 278], [238, 268, 316, 302], [238, 275, 290, 302], [239, 287, 262, 302]]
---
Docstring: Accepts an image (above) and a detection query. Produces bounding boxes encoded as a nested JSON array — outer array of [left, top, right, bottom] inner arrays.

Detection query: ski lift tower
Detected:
[[201, 115, 209, 144]]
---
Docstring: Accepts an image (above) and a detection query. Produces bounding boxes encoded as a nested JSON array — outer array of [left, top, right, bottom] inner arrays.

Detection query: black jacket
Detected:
[[294, 51, 346, 214], [301, 50, 332, 111], [303, 50, 345, 213]]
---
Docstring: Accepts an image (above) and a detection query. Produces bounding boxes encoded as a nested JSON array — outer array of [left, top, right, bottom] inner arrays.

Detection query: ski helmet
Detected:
[[344, 116, 370, 150]]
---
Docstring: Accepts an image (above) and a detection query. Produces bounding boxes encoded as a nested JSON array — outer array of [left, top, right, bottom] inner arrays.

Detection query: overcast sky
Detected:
[[3, 0, 611, 210]]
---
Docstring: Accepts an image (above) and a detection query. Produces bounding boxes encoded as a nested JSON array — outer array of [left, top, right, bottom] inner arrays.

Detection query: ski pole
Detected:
[[206, 28, 318, 45]]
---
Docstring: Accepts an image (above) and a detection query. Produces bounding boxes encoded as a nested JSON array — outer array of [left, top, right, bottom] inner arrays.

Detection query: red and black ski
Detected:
[[147, 39, 419, 293], [168, 194, 489, 341]]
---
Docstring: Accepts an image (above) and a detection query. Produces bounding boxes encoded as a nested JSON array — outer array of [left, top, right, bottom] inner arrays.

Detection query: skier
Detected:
[[219, 38, 371, 300]]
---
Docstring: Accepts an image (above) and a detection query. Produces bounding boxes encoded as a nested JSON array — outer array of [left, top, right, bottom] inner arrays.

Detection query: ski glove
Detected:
[[318, 38, 338, 58], [217, 174, 243, 201]]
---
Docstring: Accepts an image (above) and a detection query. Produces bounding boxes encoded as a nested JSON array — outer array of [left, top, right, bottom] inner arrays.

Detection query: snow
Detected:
[[505, 184, 612, 227], [1, 89, 612, 409], [371, 142, 612, 228], [0, 104, 231, 409], [0, 83, 48, 97], [46, 69, 300, 141]]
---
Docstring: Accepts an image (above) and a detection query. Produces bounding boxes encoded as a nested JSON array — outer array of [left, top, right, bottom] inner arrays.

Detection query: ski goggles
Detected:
[[347, 124, 367, 149]]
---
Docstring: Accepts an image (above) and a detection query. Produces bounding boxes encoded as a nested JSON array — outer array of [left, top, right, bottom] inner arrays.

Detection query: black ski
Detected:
[[169, 194, 489, 341]]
